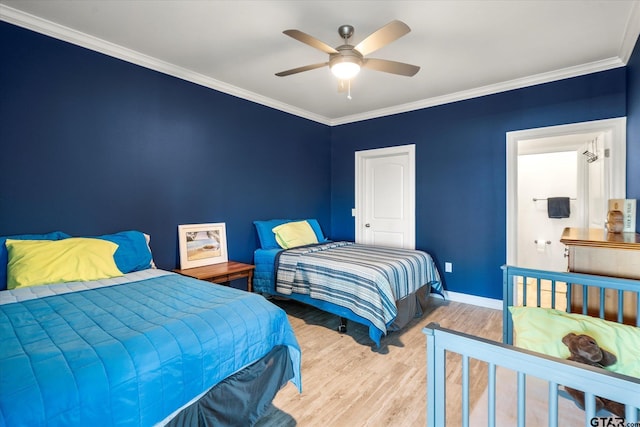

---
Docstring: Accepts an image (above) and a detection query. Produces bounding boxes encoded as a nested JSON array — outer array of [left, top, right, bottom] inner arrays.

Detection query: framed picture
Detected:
[[178, 223, 228, 269]]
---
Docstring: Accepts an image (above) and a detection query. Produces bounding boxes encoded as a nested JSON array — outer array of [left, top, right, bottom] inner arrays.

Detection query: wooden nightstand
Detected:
[[173, 261, 255, 292]]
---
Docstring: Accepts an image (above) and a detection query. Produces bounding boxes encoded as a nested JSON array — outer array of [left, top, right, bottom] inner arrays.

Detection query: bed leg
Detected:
[[337, 317, 347, 333]]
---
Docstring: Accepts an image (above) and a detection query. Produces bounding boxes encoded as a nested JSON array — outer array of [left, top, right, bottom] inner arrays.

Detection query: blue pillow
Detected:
[[94, 230, 153, 274], [1, 231, 70, 290], [254, 219, 327, 249]]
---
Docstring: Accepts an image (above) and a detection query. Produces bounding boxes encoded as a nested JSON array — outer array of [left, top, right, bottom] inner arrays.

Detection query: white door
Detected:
[[355, 144, 415, 249]]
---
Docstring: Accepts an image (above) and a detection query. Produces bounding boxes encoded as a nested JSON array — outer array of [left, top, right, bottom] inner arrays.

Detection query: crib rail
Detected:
[[424, 323, 640, 426], [502, 265, 640, 344]]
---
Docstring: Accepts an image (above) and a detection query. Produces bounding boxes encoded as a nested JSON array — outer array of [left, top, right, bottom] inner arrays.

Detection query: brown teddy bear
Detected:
[[562, 333, 625, 419]]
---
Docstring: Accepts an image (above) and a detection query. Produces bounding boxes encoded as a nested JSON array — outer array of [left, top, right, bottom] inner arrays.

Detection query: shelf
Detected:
[[560, 227, 640, 251]]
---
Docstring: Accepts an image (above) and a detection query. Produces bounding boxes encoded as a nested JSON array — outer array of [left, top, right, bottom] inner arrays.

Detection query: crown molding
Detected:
[[329, 57, 625, 126], [0, 5, 332, 126], [619, 0, 640, 64], [1, 4, 633, 128]]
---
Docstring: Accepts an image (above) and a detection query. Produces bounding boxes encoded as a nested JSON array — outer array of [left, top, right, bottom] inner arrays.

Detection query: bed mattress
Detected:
[[0, 270, 301, 426], [254, 242, 441, 346]]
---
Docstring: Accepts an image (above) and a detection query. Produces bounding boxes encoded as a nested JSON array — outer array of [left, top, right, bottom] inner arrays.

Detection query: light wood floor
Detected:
[[257, 296, 503, 427]]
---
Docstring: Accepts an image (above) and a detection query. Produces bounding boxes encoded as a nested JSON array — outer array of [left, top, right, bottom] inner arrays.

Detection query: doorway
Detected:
[[354, 144, 416, 249], [506, 117, 627, 270]]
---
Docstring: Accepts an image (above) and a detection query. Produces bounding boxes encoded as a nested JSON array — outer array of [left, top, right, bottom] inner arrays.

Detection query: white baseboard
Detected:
[[432, 290, 502, 311]]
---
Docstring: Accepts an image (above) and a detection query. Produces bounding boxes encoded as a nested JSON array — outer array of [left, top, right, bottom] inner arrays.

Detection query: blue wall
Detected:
[[0, 22, 331, 270], [1, 20, 637, 300], [330, 69, 628, 299]]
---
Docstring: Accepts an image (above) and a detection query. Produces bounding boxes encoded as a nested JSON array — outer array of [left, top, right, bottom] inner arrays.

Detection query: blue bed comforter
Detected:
[[0, 272, 301, 427]]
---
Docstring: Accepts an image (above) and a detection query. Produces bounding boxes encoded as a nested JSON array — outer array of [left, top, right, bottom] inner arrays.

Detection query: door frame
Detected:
[[355, 144, 416, 248], [506, 117, 627, 266]]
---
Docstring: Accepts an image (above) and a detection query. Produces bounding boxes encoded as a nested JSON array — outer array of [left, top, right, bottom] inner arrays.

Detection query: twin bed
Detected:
[[252, 219, 442, 347], [425, 265, 640, 426], [0, 230, 301, 426]]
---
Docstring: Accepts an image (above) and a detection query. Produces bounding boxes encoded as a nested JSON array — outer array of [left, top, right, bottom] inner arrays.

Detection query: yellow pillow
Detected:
[[6, 238, 123, 289], [272, 220, 319, 249]]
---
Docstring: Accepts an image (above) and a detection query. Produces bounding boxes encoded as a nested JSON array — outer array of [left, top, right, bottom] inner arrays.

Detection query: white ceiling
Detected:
[[2, 1, 639, 126]]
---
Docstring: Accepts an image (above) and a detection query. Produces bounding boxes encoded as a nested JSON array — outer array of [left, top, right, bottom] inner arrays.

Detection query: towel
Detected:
[[547, 197, 570, 218]]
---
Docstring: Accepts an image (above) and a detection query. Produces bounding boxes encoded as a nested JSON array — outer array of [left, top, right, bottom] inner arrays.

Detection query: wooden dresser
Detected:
[[560, 227, 640, 321], [560, 227, 640, 279]]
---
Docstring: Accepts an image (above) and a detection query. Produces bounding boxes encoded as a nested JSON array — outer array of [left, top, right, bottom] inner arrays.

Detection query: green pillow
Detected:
[[510, 306, 640, 378], [272, 220, 319, 249], [6, 238, 123, 289]]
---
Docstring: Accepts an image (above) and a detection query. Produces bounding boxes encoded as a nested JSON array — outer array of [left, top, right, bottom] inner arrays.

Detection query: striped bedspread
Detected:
[[275, 241, 441, 334]]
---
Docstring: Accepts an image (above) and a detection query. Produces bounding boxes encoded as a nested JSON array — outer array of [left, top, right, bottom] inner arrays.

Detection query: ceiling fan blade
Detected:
[[363, 58, 420, 76], [354, 20, 411, 57], [283, 29, 338, 54], [275, 62, 328, 77]]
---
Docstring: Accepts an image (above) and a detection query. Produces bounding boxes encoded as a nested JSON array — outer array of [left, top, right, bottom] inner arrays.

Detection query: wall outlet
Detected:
[[445, 262, 453, 273]]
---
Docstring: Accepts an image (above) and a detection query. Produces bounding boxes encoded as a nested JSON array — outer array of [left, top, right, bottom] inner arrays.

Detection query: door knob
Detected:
[[365, 223, 371, 228]]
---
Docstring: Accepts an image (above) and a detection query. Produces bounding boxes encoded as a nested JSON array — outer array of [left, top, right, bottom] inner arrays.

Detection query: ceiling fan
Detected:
[[275, 20, 420, 82]]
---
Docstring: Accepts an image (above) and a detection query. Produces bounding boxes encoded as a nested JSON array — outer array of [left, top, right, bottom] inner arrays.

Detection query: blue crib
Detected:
[[424, 265, 640, 426]]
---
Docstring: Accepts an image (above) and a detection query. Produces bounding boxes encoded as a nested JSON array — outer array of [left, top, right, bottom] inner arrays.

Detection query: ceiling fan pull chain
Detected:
[[347, 79, 352, 100]]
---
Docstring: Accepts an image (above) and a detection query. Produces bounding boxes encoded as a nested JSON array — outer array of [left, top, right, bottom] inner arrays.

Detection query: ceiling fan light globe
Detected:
[[331, 61, 360, 80]]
